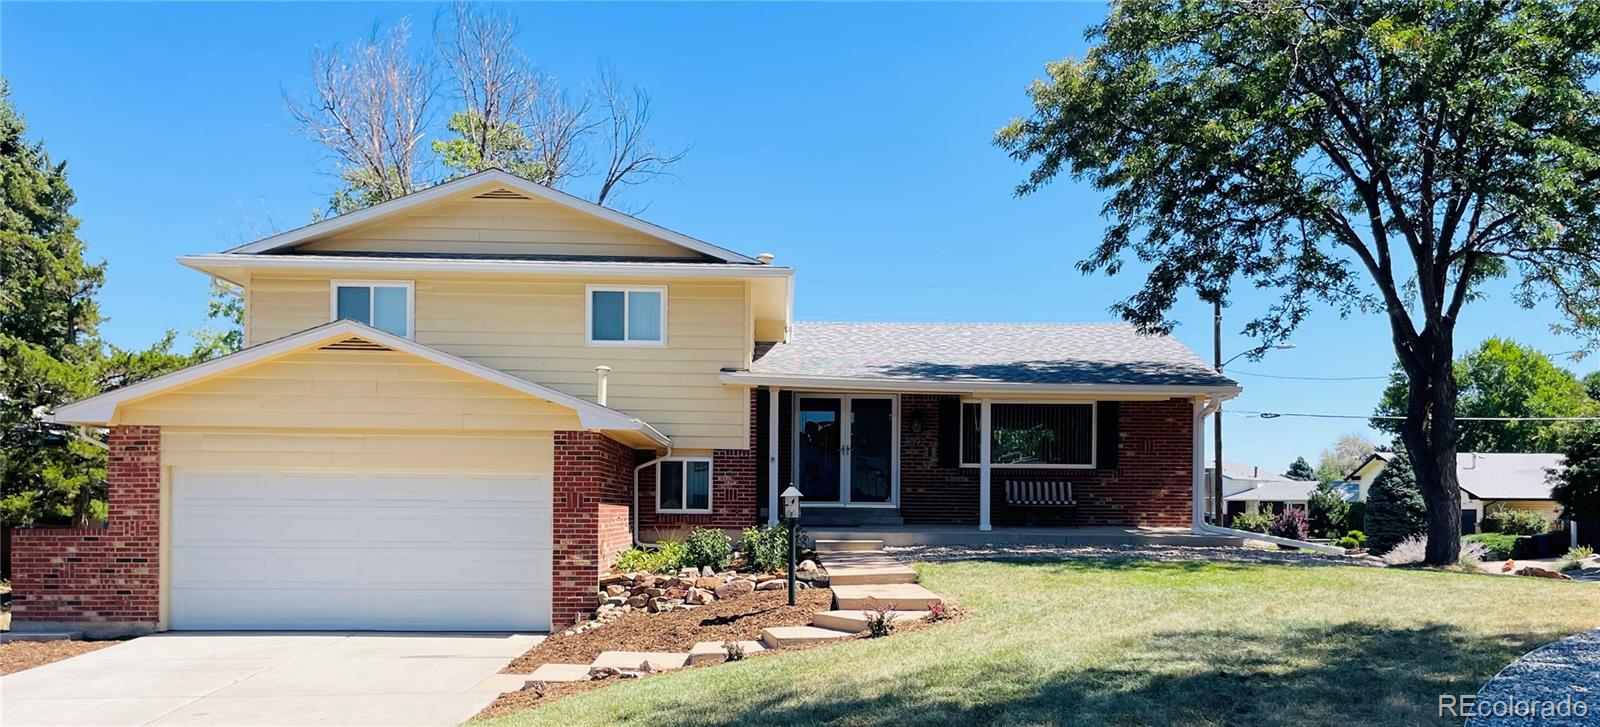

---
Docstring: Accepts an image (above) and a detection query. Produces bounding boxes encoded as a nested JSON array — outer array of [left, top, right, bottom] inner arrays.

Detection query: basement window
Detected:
[[331, 281, 414, 338], [587, 285, 665, 346], [658, 458, 712, 514]]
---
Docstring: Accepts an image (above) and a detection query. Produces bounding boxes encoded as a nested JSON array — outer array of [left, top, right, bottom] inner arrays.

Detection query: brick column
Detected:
[[551, 431, 641, 625], [11, 425, 161, 630]]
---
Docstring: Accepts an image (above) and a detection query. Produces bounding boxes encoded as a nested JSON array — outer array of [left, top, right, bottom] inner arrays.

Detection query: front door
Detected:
[[793, 394, 897, 507]]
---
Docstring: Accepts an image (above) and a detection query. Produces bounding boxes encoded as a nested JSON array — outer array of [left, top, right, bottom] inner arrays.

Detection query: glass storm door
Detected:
[[793, 395, 897, 507], [795, 397, 842, 502]]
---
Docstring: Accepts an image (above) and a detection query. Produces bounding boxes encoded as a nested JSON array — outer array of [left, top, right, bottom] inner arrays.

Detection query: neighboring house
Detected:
[[1209, 461, 1323, 518], [1343, 451, 1565, 533], [10, 169, 1241, 634]]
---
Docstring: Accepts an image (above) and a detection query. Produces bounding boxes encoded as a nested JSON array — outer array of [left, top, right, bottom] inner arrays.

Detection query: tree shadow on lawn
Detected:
[[675, 621, 1546, 727]]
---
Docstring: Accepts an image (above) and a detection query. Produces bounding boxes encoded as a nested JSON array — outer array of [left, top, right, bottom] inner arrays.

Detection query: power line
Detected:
[[1229, 369, 1390, 382], [1229, 409, 1600, 422]]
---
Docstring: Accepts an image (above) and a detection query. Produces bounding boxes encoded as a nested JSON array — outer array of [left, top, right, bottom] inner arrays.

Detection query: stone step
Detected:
[[810, 609, 928, 633], [591, 650, 690, 671], [0, 631, 83, 643], [831, 583, 943, 611], [814, 539, 884, 553], [822, 555, 918, 586], [759, 625, 856, 648], [687, 639, 767, 665]]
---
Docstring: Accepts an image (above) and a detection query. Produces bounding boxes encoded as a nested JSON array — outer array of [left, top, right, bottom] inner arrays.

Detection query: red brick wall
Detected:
[[11, 426, 161, 624], [899, 395, 1194, 527], [551, 431, 644, 625], [636, 391, 761, 532]]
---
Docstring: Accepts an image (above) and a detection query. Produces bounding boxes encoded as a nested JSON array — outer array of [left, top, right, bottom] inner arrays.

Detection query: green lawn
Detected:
[[475, 558, 1599, 726]]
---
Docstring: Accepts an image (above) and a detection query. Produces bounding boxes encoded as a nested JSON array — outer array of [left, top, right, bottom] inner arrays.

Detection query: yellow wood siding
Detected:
[[118, 349, 583, 432], [246, 275, 751, 450], [299, 196, 703, 259], [161, 428, 553, 474]]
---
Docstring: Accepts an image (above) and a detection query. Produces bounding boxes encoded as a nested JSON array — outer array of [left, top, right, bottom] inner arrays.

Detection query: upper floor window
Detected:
[[331, 281, 414, 338], [960, 402, 1095, 468], [587, 285, 665, 346]]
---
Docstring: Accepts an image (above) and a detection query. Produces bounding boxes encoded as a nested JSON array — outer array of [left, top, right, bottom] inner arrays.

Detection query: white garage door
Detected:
[[171, 470, 551, 631]]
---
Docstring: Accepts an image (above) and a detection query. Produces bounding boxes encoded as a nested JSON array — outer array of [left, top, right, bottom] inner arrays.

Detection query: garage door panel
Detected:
[[172, 470, 551, 631]]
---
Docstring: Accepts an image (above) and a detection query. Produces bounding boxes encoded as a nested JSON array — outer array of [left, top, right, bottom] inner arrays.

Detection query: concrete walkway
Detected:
[[0, 632, 543, 726]]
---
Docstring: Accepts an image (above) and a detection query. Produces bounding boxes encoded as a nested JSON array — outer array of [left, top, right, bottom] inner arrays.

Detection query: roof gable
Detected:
[[225, 170, 758, 264]]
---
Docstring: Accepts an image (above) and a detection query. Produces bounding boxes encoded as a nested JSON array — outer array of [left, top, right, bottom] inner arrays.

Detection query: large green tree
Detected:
[[0, 82, 201, 526], [1285, 456, 1317, 481], [1374, 338, 1596, 452], [998, 0, 1600, 564]]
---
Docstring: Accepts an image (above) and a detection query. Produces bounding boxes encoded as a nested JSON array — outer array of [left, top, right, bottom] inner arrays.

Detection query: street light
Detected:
[[780, 486, 803, 606], [1213, 298, 1296, 526]]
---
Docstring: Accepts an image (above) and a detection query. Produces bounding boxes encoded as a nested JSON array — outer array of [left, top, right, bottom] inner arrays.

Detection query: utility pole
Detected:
[[1213, 300, 1224, 526]]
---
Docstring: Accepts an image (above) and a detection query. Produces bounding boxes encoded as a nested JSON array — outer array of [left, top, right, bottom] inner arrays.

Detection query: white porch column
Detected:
[[979, 399, 992, 532], [767, 386, 780, 526]]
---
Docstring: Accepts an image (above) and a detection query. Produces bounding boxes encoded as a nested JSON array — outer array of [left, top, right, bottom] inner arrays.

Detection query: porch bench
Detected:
[[1004, 480, 1079, 526]]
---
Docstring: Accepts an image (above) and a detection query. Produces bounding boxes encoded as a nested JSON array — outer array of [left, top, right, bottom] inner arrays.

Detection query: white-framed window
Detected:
[[330, 280, 414, 338], [586, 285, 666, 346], [960, 401, 1096, 469], [657, 457, 712, 513]]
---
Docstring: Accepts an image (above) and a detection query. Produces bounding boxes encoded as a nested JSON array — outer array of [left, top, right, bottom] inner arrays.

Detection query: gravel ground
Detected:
[[889, 543, 1384, 568], [1468, 629, 1600, 727], [0, 640, 115, 676]]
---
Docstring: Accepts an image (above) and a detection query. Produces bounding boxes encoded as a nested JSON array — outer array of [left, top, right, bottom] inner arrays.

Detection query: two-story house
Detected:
[[12, 170, 1240, 634]]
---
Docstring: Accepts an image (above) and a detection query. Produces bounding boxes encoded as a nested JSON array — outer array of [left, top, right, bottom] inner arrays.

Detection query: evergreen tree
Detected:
[[1364, 448, 1427, 555], [0, 81, 199, 526], [1285, 457, 1317, 482], [1307, 482, 1351, 538]]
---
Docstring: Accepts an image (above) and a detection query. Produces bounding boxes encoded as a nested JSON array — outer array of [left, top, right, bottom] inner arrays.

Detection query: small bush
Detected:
[[1230, 512, 1272, 533], [1336, 535, 1361, 550], [741, 523, 803, 573], [1458, 539, 1489, 567], [1343, 530, 1367, 548], [1482, 508, 1549, 536], [864, 602, 897, 638], [926, 601, 949, 622], [1269, 508, 1310, 540], [1464, 532, 1523, 560], [1307, 483, 1351, 537], [613, 540, 689, 574], [683, 527, 733, 571], [723, 640, 746, 661], [1557, 546, 1595, 572], [1382, 535, 1429, 565]]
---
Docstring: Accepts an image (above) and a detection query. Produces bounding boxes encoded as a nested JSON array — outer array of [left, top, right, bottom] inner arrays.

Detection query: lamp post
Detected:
[[1213, 298, 1295, 525], [780, 486, 802, 606]]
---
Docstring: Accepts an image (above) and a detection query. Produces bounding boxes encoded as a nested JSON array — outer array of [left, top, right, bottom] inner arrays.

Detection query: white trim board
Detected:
[[179, 255, 793, 283], [50, 319, 670, 446], [722, 371, 1242, 399], [223, 169, 760, 264]]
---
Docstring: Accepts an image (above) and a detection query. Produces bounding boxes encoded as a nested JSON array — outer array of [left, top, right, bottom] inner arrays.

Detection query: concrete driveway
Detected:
[[0, 632, 544, 726]]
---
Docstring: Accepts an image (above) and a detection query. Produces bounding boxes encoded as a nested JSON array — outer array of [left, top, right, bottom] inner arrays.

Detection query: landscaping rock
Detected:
[[626, 594, 649, 608], [605, 584, 628, 597], [694, 576, 723, 590], [587, 666, 622, 680], [798, 559, 818, 573], [714, 578, 755, 600], [701, 565, 715, 577], [756, 579, 788, 591], [604, 596, 626, 607], [679, 567, 699, 579], [1516, 566, 1574, 580], [687, 587, 716, 605], [755, 573, 781, 583]]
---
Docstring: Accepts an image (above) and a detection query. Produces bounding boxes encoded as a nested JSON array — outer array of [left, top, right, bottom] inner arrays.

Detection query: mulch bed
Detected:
[[0, 640, 114, 676], [502, 587, 834, 672]]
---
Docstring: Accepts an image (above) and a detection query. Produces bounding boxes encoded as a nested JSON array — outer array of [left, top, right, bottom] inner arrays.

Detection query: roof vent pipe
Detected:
[[595, 365, 611, 406], [756, 253, 775, 264]]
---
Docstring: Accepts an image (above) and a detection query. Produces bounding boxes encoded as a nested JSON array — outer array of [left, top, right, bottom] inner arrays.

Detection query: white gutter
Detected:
[[1189, 396, 1345, 555], [721, 370, 1242, 399]]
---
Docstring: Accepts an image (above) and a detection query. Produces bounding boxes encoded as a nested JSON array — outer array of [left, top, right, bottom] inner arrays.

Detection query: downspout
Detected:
[[632, 449, 671, 548], [1190, 396, 1346, 555]]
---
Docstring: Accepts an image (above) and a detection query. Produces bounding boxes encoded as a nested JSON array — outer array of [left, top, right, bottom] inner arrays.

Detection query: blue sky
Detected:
[[6, 1, 1593, 471]]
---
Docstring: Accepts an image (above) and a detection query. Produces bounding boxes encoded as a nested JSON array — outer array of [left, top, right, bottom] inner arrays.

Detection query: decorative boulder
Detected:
[[605, 584, 628, 597], [798, 559, 818, 573], [756, 579, 787, 591], [1516, 566, 1573, 580], [694, 576, 723, 590], [626, 594, 649, 608], [687, 587, 716, 605], [714, 578, 755, 600]]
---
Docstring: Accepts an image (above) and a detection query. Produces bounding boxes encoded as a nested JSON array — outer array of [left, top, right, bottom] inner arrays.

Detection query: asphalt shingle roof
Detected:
[[746, 322, 1237, 388]]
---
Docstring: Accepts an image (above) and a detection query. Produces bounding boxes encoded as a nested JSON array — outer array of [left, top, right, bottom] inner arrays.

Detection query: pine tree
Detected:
[[0, 81, 199, 526], [1363, 449, 1427, 555], [1285, 457, 1317, 482], [1307, 482, 1351, 538]]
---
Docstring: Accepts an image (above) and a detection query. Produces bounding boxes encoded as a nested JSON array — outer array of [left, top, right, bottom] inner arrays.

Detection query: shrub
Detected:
[[1307, 483, 1351, 537], [926, 601, 949, 622], [1336, 530, 1368, 550], [1557, 546, 1595, 572], [1381, 535, 1429, 565], [1345, 502, 1367, 534], [613, 540, 689, 574], [1269, 507, 1310, 540], [1482, 507, 1549, 536], [741, 523, 803, 573], [1230, 512, 1272, 533], [1364, 448, 1426, 555], [1458, 539, 1489, 567], [683, 527, 733, 571], [864, 602, 897, 638], [1464, 532, 1523, 560]]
